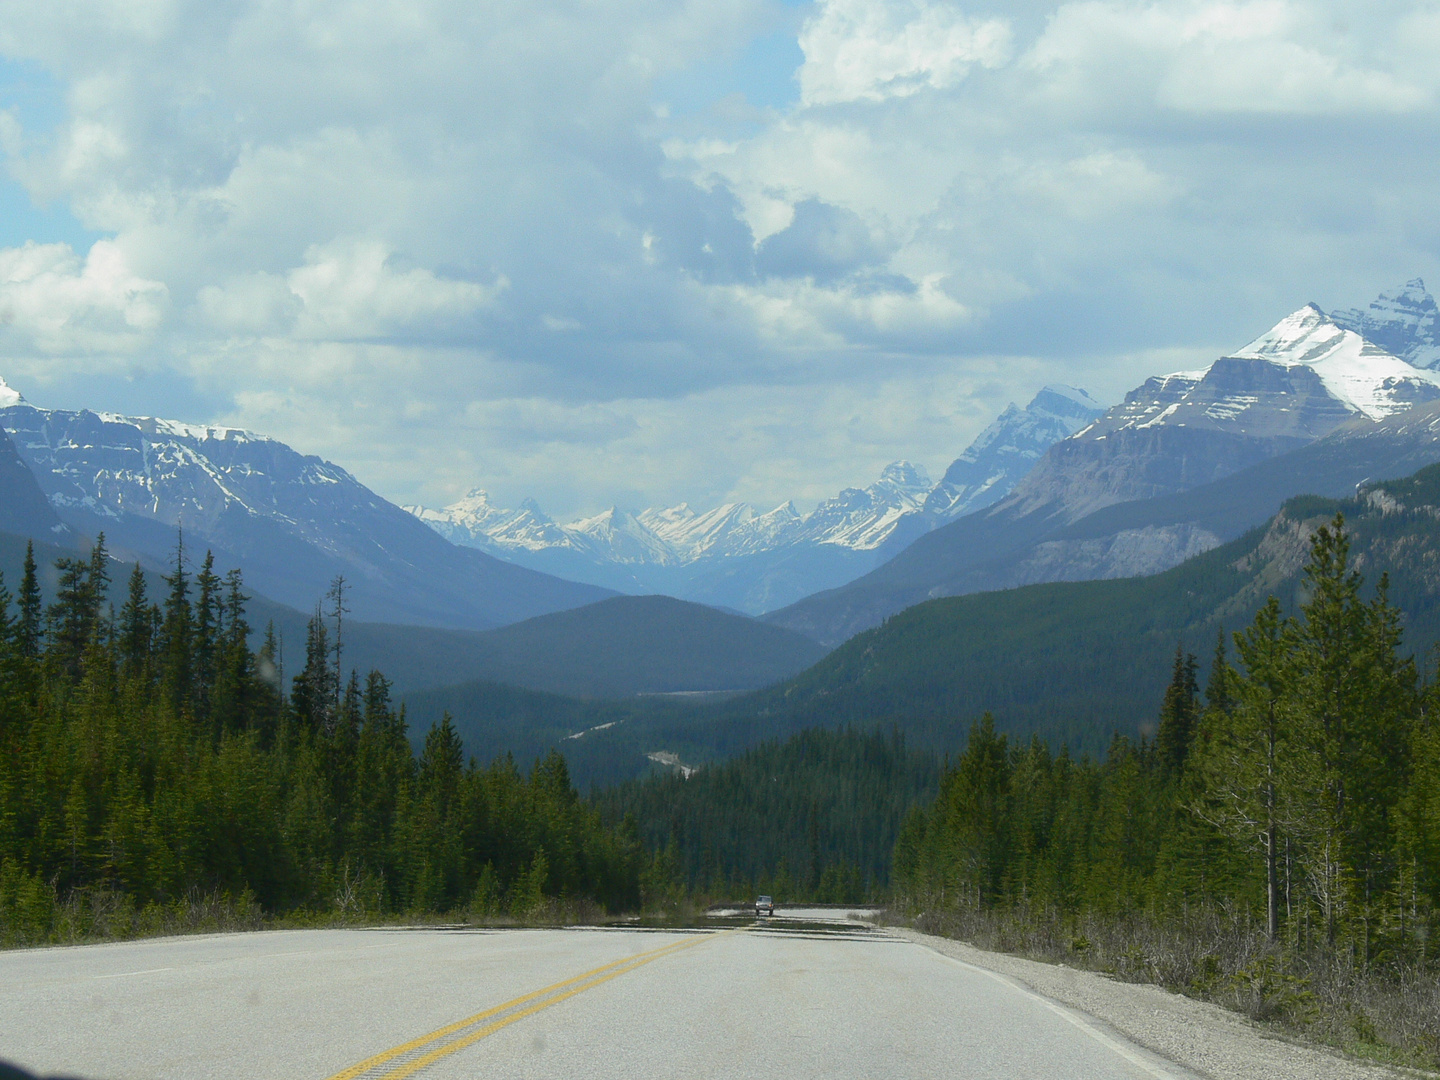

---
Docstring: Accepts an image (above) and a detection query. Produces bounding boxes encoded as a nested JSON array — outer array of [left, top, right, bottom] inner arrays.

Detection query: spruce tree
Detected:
[[157, 533, 193, 713], [118, 564, 154, 682], [1155, 646, 1199, 779], [16, 540, 42, 661]]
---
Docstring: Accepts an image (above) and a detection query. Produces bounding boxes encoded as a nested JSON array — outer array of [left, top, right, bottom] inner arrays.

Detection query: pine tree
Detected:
[[16, 540, 42, 661], [292, 610, 337, 734], [192, 551, 222, 713], [118, 564, 154, 683], [46, 535, 109, 682], [157, 533, 193, 713], [1155, 646, 1200, 779]]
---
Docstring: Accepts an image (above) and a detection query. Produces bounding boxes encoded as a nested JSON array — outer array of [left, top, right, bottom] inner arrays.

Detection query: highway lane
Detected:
[[1, 912, 1195, 1080]]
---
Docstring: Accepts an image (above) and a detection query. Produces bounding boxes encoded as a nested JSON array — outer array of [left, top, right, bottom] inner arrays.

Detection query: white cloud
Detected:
[[0, 239, 167, 354], [798, 0, 1012, 105], [286, 240, 503, 340], [0, 0, 1436, 519], [1027, 1, 1431, 115]]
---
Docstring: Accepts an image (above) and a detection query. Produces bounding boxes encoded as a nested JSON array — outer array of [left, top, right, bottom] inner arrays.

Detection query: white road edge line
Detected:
[[92, 967, 174, 980], [928, 950, 1184, 1080]]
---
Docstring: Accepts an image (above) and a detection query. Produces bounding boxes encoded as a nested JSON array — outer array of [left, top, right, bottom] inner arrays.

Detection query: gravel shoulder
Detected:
[[892, 927, 1432, 1080]]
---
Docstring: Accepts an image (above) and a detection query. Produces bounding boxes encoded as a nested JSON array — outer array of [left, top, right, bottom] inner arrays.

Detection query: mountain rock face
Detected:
[[1331, 279, 1440, 370], [0, 391, 612, 630], [766, 307, 1440, 644], [0, 382, 68, 542], [410, 389, 1101, 613], [924, 386, 1104, 519]]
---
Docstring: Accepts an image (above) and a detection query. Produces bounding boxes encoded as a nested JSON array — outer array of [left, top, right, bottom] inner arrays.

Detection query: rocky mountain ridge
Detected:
[[0, 388, 613, 630], [1331, 278, 1440, 370]]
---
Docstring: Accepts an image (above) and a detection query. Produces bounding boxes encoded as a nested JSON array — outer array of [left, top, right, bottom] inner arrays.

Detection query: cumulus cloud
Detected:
[[0, 239, 166, 354], [0, 0, 1436, 518]]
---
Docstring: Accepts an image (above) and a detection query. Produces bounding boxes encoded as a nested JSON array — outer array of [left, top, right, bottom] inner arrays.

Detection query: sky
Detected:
[[0, 0, 1437, 520]]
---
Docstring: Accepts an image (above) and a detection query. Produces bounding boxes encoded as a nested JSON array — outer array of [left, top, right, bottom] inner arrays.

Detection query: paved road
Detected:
[[1, 911, 1196, 1080]]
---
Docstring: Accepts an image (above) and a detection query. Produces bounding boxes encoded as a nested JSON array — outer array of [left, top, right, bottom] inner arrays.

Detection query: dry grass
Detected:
[[885, 903, 1440, 1071]]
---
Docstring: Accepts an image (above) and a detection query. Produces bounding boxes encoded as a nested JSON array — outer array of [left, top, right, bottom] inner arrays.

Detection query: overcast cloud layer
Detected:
[[0, 0, 1437, 517]]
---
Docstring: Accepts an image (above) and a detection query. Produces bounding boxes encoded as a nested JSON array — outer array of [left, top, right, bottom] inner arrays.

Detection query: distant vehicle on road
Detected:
[[755, 895, 774, 916]]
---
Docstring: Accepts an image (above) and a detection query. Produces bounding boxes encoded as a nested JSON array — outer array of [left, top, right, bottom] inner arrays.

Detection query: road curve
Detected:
[[1, 912, 1194, 1080]]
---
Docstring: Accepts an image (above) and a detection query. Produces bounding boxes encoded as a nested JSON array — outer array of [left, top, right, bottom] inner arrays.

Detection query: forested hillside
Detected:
[[0, 537, 644, 944], [593, 728, 939, 901], [642, 465, 1440, 764]]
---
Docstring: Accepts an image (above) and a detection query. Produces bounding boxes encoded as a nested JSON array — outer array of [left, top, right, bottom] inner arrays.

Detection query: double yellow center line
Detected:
[[323, 930, 732, 1080]]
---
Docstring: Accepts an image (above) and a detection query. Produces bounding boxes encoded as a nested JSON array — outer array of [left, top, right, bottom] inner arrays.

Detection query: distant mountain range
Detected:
[[767, 284, 1440, 645], [0, 388, 612, 630], [406, 385, 1106, 613]]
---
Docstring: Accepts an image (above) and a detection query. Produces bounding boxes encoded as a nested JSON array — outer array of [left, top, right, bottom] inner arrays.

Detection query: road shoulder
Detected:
[[890, 927, 1424, 1080]]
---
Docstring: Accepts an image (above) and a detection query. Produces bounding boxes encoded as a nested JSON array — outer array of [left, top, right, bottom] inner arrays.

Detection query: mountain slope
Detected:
[[426, 594, 827, 698], [632, 464, 1440, 765], [412, 459, 1440, 788], [767, 309, 1440, 644], [0, 391, 612, 630], [0, 424, 67, 542]]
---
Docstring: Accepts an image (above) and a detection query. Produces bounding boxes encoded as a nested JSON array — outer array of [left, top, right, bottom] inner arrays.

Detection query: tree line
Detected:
[[0, 537, 644, 944], [894, 515, 1440, 963], [594, 726, 939, 903]]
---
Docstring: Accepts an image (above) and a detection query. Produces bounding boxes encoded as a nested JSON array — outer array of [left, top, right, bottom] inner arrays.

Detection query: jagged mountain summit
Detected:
[[409, 388, 1102, 614], [923, 385, 1104, 519], [767, 304, 1440, 645], [0, 387, 612, 630], [1331, 279, 1440, 371]]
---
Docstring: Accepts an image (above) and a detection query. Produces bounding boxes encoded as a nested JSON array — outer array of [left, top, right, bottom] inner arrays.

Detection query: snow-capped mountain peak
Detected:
[[794, 461, 933, 551], [924, 385, 1106, 519], [1330, 279, 1440, 371], [1232, 304, 1440, 420], [568, 507, 675, 565], [405, 488, 575, 552], [643, 502, 757, 560], [0, 378, 24, 409]]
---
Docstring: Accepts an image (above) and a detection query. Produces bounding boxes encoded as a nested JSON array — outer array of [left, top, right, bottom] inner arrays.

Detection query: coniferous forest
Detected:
[[892, 515, 1440, 1061], [0, 537, 642, 944], [593, 727, 940, 902]]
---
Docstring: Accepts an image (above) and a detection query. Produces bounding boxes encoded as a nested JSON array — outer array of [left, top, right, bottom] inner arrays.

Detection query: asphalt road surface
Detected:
[[2, 909, 1199, 1080]]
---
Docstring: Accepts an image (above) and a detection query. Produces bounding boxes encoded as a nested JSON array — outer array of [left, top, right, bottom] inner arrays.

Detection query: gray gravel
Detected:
[[895, 927, 1429, 1080]]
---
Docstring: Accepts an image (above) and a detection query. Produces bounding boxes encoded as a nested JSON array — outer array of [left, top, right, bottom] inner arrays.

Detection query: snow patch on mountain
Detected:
[[568, 507, 677, 565]]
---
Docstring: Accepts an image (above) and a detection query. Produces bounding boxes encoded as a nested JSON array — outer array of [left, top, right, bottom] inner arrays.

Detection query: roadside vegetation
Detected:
[[0, 539, 656, 947], [891, 515, 1440, 1068]]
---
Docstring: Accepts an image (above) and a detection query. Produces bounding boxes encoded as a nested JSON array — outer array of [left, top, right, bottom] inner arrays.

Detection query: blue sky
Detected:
[[0, 0, 1436, 519]]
